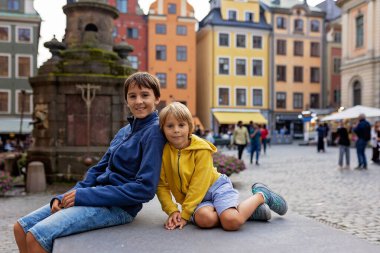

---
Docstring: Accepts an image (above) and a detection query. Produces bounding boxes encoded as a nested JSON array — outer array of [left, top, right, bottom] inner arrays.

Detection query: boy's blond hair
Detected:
[[124, 72, 161, 102], [159, 102, 194, 134]]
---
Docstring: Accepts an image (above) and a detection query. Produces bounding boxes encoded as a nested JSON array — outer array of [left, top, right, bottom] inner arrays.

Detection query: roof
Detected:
[[0, 11, 41, 22], [261, 0, 323, 13], [316, 0, 341, 21], [199, 7, 272, 31]]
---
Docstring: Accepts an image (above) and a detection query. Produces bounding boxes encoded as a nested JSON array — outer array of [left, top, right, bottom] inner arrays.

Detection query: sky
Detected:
[[33, 0, 323, 66]]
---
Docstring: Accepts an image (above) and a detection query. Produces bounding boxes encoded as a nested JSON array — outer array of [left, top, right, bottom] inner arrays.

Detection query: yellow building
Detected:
[[262, 0, 324, 138], [197, 0, 271, 133]]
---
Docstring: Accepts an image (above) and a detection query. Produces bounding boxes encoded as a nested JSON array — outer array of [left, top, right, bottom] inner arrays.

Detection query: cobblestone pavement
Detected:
[[1, 143, 379, 252], [226, 143, 380, 245]]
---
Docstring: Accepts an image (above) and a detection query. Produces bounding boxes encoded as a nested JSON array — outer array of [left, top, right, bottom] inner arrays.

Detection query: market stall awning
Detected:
[[213, 112, 267, 125], [321, 105, 380, 121], [0, 118, 33, 134]]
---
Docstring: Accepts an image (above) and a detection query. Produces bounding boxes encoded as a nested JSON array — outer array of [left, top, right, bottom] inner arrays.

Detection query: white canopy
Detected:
[[321, 105, 380, 121]]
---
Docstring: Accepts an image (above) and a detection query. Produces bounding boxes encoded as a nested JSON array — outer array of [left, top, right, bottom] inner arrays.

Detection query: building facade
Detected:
[[108, 0, 147, 71], [0, 0, 41, 140], [148, 0, 198, 120], [337, 0, 380, 108], [263, 0, 324, 138], [197, 0, 271, 133]]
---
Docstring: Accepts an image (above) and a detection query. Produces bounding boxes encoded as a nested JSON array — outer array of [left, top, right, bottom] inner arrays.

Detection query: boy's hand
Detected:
[[164, 211, 181, 230], [51, 199, 62, 213], [61, 190, 76, 208]]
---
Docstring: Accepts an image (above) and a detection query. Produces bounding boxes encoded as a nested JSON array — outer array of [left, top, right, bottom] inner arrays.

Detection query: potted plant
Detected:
[[213, 152, 246, 176]]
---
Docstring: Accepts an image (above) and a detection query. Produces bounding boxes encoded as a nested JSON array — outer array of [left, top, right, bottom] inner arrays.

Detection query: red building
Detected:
[[109, 0, 147, 71]]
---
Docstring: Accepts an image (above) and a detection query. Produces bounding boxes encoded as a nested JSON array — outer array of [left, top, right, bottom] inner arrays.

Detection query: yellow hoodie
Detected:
[[157, 134, 221, 221]]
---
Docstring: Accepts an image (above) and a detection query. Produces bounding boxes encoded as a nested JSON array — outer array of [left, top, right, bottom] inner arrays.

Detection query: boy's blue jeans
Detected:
[[18, 204, 134, 252]]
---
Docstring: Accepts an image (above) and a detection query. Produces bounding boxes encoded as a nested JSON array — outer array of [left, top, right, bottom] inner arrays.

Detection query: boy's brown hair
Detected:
[[124, 72, 161, 101], [159, 102, 194, 135]]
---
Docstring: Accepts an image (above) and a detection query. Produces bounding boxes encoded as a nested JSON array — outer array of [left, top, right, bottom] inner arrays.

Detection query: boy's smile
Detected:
[[126, 84, 159, 119], [163, 114, 191, 150]]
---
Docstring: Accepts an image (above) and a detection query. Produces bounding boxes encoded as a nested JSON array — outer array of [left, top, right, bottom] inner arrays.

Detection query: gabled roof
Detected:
[[316, 0, 341, 21], [261, 0, 323, 13], [199, 7, 271, 30]]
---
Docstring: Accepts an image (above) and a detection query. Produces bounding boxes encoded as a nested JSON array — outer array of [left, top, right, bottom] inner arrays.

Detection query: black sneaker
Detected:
[[248, 204, 271, 221]]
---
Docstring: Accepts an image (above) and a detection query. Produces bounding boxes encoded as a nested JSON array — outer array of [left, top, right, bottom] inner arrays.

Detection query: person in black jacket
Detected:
[[353, 114, 371, 170], [335, 121, 350, 169]]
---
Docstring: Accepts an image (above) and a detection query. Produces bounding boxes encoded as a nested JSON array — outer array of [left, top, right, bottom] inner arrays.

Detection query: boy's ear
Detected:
[[155, 97, 160, 105]]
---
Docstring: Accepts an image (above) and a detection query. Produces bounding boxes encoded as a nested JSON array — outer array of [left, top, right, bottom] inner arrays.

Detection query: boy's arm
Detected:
[[180, 150, 216, 221], [157, 162, 179, 216]]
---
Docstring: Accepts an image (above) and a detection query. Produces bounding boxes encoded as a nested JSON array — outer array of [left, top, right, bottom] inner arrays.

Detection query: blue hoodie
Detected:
[[52, 111, 166, 217]]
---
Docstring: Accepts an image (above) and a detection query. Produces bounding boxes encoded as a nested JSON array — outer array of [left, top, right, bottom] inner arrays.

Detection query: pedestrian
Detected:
[[249, 123, 261, 165], [157, 102, 287, 230], [260, 124, 269, 154], [232, 121, 249, 160], [353, 113, 371, 170], [13, 72, 166, 253], [335, 121, 350, 169], [370, 121, 380, 164], [194, 124, 202, 137], [204, 129, 215, 144], [323, 123, 330, 151], [316, 123, 326, 152]]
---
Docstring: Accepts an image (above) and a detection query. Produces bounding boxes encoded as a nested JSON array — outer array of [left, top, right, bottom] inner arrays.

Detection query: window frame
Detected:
[[116, 0, 128, 13], [235, 87, 247, 107], [294, 19, 304, 33], [218, 32, 230, 47], [276, 16, 287, 29], [310, 93, 320, 108], [176, 25, 187, 36], [333, 57, 341, 75], [235, 33, 246, 48], [310, 42, 320, 57], [217, 86, 230, 106], [276, 65, 286, 82], [16, 26, 33, 44], [356, 15, 364, 48], [244, 11, 254, 22], [15, 54, 33, 79], [252, 35, 262, 49], [310, 20, 320, 32], [0, 53, 11, 78], [176, 73, 187, 89], [252, 88, 263, 107], [15, 89, 33, 115], [227, 9, 237, 21], [168, 3, 177, 14], [293, 92, 303, 109], [293, 41, 304, 56], [276, 39, 286, 55], [252, 58, 263, 77], [155, 45, 167, 61], [127, 27, 138, 39], [310, 67, 320, 83], [235, 58, 247, 76], [155, 24, 167, 35], [276, 92, 287, 109], [218, 56, 230, 75], [127, 55, 138, 69], [176, 46, 187, 61], [156, 73, 167, 88], [0, 89, 11, 114], [0, 25, 11, 42]]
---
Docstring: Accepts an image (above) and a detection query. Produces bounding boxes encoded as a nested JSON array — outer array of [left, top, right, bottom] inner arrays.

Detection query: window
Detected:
[[228, 10, 237, 21], [245, 12, 253, 22], [235, 59, 246, 76], [156, 45, 166, 60], [310, 20, 320, 32], [0, 90, 10, 113], [276, 16, 286, 29], [218, 58, 229, 75], [276, 92, 286, 109], [127, 28, 138, 39], [156, 73, 167, 88], [116, 0, 128, 13], [293, 93, 303, 109], [252, 59, 263, 76], [276, 65, 286, 81], [0, 54, 10, 77], [310, 42, 320, 57], [334, 32, 341, 43], [333, 89, 341, 104], [294, 41, 303, 56], [218, 88, 229, 106], [252, 36, 262, 49], [310, 93, 320, 108], [310, 67, 320, 83], [168, 4, 176, 14], [17, 55, 32, 78], [276, 40, 286, 55], [176, 46, 187, 61], [236, 34, 246, 48], [219, 33, 229, 47], [127, 55, 138, 69], [294, 19, 303, 33], [236, 88, 246, 106], [176, 74, 187, 89], [8, 0, 19, 11], [176, 25, 187, 35], [333, 58, 341, 74], [17, 27, 32, 43], [356, 16, 364, 48], [252, 89, 263, 106], [16, 90, 33, 114], [112, 26, 118, 39], [156, 24, 166, 34], [0, 26, 10, 42], [293, 66, 303, 82], [353, 81, 361, 106]]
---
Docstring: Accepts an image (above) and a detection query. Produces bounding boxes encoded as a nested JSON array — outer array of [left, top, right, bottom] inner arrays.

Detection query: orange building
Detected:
[[147, 0, 198, 122]]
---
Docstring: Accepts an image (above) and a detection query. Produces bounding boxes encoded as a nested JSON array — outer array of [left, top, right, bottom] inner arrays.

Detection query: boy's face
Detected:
[[163, 114, 190, 150], [126, 83, 160, 119]]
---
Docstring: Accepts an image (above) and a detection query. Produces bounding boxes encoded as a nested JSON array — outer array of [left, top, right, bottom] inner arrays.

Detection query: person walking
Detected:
[[232, 121, 249, 160], [249, 123, 261, 165], [353, 113, 371, 170], [260, 124, 269, 155], [335, 121, 350, 169], [316, 123, 326, 152], [370, 121, 380, 164]]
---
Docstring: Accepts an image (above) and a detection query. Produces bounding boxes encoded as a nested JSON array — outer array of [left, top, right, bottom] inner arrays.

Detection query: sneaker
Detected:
[[354, 166, 363, 170], [249, 203, 271, 221], [255, 161, 260, 166], [252, 183, 288, 216]]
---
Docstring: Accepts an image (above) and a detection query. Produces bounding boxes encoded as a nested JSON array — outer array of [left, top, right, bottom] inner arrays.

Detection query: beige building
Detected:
[[337, 0, 380, 108]]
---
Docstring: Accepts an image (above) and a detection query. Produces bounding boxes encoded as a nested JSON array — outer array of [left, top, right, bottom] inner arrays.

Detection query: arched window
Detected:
[[85, 24, 98, 32], [353, 81, 361, 106]]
